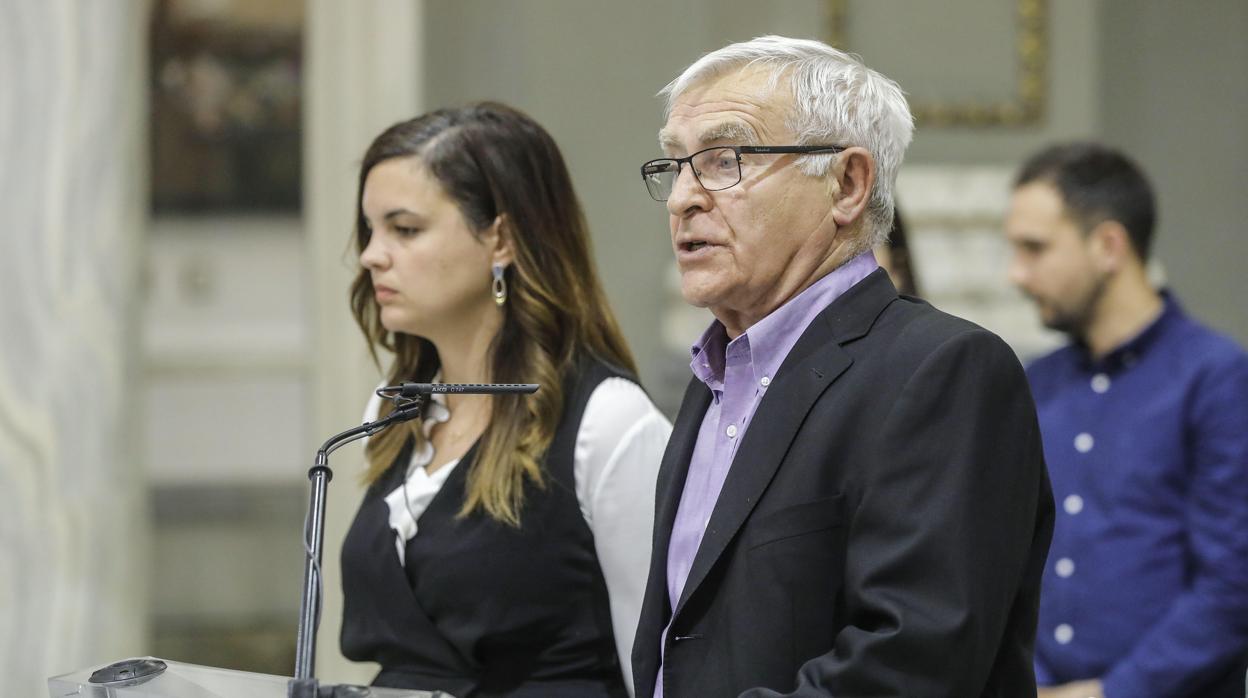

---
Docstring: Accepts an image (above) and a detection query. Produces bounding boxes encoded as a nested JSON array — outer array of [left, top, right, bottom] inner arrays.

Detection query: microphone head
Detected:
[[426, 383, 540, 394], [376, 382, 540, 399]]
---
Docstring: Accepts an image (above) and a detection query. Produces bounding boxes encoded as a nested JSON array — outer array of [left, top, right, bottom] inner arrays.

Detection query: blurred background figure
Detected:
[[875, 208, 922, 297], [1005, 142, 1248, 698], [4, 1, 1247, 697], [338, 103, 669, 696]]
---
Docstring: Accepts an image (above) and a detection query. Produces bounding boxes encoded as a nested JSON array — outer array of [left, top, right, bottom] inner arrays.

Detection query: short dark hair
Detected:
[[1014, 142, 1157, 261]]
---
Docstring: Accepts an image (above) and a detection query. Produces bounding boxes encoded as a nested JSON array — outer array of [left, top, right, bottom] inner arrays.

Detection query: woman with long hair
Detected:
[[339, 103, 669, 697]]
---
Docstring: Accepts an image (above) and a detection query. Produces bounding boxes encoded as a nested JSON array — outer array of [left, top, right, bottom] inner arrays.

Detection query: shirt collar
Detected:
[[1077, 290, 1184, 371], [689, 251, 880, 389]]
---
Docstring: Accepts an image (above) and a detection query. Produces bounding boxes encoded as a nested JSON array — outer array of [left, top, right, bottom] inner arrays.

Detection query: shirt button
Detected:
[[1054, 624, 1074, 644], [1064, 494, 1084, 515], [1091, 373, 1110, 393], [726, 424, 738, 438], [1074, 433, 1094, 453], [1055, 557, 1075, 577], [760, 376, 771, 387]]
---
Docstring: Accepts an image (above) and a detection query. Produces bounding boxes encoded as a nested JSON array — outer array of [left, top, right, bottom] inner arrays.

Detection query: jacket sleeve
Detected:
[[742, 328, 1052, 697]]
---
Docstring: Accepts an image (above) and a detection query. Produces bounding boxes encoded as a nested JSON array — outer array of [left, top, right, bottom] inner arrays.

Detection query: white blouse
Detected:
[[360, 377, 671, 695]]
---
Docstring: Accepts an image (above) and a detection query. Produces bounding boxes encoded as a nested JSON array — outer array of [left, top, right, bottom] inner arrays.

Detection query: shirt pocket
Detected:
[[746, 494, 845, 550]]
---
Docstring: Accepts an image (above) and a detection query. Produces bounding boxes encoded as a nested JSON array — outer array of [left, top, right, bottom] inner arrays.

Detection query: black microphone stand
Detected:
[[288, 396, 426, 698]]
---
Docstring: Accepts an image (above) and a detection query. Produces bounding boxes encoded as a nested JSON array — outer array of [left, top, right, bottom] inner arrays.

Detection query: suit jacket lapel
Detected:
[[673, 268, 898, 617], [640, 375, 711, 638], [654, 377, 711, 554], [652, 376, 711, 562], [634, 375, 711, 697]]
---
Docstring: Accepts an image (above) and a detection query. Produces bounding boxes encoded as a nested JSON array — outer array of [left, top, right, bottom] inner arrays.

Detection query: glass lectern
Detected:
[[48, 657, 450, 698], [46, 387, 519, 698]]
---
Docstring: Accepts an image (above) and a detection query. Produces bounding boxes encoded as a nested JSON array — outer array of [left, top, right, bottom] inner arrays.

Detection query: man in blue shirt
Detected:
[[1005, 142, 1248, 698]]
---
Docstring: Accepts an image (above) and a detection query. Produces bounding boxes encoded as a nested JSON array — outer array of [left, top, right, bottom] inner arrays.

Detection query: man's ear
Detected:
[[831, 147, 876, 228], [1089, 220, 1135, 273], [483, 214, 515, 268]]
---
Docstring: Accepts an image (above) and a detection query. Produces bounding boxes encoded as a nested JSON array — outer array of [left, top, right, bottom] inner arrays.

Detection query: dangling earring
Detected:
[[492, 263, 507, 306]]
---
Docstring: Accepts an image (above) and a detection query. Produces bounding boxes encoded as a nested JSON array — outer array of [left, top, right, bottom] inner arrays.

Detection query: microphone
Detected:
[[376, 382, 540, 399]]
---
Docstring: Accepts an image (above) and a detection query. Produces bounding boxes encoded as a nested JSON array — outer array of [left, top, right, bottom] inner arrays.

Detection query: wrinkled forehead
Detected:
[[658, 66, 794, 153], [657, 120, 759, 154]]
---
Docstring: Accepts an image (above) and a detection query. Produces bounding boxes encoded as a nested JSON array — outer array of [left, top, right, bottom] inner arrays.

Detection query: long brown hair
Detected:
[[349, 102, 636, 526]]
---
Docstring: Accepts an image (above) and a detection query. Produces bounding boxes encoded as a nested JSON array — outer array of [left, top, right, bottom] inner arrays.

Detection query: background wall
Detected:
[[1099, 0, 1248, 346], [422, 0, 1248, 410]]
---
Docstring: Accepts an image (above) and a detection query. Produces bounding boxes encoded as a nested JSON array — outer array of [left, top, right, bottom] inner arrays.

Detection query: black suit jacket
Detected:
[[633, 269, 1054, 697]]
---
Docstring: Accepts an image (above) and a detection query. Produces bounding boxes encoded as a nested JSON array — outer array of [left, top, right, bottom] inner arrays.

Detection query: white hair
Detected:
[[661, 35, 914, 247]]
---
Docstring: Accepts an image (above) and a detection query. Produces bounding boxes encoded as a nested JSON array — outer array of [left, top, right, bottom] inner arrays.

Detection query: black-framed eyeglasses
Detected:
[[640, 145, 846, 202]]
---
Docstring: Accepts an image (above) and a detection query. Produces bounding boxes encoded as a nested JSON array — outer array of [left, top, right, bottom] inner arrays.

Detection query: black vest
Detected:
[[340, 358, 631, 698]]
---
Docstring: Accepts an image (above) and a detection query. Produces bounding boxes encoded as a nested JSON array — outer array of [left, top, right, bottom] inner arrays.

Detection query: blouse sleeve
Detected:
[[574, 377, 672, 697]]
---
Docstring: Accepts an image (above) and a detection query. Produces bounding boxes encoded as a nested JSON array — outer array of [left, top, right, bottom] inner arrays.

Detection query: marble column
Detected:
[[0, 1, 148, 695]]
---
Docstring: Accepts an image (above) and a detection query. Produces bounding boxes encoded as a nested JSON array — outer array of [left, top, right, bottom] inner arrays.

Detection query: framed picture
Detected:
[[150, 0, 303, 213], [827, 0, 1048, 127]]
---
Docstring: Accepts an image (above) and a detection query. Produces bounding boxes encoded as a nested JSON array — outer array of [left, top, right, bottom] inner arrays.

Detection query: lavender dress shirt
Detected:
[[654, 251, 879, 697]]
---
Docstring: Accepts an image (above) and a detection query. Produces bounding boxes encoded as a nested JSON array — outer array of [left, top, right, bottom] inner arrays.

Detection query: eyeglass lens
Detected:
[[642, 147, 740, 201]]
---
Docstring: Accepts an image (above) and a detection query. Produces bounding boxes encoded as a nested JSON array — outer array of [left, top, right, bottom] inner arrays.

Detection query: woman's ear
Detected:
[[830, 147, 877, 228], [484, 214, 515, 268]]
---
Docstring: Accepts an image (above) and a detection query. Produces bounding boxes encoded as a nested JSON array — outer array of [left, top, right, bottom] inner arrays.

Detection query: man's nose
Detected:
[[666, 164, 711, 217]]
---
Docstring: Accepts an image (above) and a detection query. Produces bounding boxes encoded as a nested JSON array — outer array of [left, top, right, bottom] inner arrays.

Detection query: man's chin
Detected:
[[679, 281, 719, 309], [1040, 312, 1080, 338]]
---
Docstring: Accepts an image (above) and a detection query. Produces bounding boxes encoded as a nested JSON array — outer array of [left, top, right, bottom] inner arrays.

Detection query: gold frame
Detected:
[[827, 0, 1048, 127]]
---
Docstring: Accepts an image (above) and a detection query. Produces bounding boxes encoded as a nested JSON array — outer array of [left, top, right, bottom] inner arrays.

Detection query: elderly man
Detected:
[[632, 36, 1053, 697], [1006, 143, 1248, 698]]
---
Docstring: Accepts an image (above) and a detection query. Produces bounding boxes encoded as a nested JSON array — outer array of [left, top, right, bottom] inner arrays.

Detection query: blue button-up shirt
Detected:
[[655, 252, 879, 698], [1027, 293, 1248, 698]]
